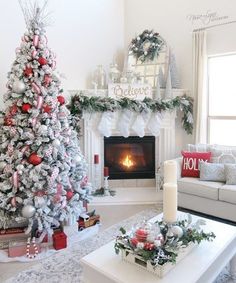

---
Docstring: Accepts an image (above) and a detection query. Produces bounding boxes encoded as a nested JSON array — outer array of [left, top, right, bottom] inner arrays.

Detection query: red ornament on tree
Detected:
[[57, 96, 65, 105], [10, 104, 18, 116], [21, 103, 32, 113], [28, 153, 42, 166], [66, 190, 74, 200], [43, 74, 52, 86], [24, 67, 33, 77], [4, 117, 14, 126], [43, 104, 52, 113], [38, 57, 47, 65]]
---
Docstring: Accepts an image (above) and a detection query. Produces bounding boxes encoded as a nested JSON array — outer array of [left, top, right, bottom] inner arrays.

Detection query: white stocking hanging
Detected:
[[131, 111, 150, 137], [98, 111, 114, 137], [117, 110, 133, 137], [147, 112, 163, 136]]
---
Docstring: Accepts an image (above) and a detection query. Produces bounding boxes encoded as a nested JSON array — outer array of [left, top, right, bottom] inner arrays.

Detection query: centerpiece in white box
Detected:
[[115, 215, 215, 278], [115, 160, 215, 277]]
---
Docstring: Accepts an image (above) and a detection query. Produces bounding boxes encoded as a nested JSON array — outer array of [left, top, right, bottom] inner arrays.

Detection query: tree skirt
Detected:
[[0, 225, 99, 263], [4, 208, 231, 283]]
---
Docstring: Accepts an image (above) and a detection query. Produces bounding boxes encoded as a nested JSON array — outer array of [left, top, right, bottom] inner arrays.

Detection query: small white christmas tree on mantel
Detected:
[[0, 1, 91, 235]]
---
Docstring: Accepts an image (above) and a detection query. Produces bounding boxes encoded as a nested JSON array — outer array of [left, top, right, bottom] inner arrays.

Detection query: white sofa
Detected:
[[174, 145, 236, 223]]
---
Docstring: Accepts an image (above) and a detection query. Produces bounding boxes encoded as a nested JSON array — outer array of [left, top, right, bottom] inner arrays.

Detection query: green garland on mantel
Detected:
[[70, 93, 194, 135]]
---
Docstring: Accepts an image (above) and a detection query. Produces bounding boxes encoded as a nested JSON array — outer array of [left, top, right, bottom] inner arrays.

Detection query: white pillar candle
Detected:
[[164, 160, 177, 184], [163, 183, 177, 223]]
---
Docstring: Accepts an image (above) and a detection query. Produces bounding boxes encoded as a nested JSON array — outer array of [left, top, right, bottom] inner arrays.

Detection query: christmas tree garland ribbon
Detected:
[[12, 171, 19, 190], [70, 93, 194, 135]]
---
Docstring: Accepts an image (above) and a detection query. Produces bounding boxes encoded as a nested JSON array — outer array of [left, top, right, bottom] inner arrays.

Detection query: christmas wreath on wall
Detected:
[[129, 29, 165, 63]]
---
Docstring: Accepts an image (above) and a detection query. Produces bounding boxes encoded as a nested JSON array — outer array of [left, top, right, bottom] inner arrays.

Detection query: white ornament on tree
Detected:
[[22, 204, 36, 218], [12, 80, 26, 94], [0, 161, 7, 171], [52, 139, 60, 147]]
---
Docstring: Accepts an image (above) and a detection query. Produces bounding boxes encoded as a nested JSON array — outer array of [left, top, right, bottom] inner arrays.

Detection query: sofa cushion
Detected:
[[210, 148, 236, 164], [225, 164, 236, 185], [181, 151, 211, 178], [199, 161, 225, 182], [187, 144, 213, 152], [219, 184, 236, 205], [178, 177, 223, 200]]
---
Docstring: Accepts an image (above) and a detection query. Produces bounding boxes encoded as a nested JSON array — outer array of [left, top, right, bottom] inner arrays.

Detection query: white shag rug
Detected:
[[3, 208, 233, 283]]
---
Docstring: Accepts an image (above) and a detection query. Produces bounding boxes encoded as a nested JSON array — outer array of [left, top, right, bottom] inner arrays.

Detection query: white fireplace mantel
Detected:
[[74, 88, 190, 189], [81, 110, 176, 189]]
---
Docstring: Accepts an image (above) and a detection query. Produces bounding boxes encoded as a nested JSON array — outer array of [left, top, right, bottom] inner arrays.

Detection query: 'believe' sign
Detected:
[[108, 83, 152, 100]]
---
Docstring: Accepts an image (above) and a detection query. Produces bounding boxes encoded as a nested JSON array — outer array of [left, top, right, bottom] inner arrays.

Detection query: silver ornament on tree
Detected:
[[74, 155, 82, 163], [52, 139, 60, 147], [21, 204, 36, 218], [0, 161, 7, 171], [12, 80, 26, 94], [34, 196, 46, 208]]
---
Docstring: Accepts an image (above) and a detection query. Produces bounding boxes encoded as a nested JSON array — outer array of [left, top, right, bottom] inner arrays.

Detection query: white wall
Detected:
[[124, 0, 236, 154], [1, 0, 236, 154], [0, 0, 124, 105]]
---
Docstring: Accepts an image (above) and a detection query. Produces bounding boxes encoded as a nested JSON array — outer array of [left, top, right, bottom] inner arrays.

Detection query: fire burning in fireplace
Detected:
[[121, 155, 134, 168], [104, 136, 155, 179]]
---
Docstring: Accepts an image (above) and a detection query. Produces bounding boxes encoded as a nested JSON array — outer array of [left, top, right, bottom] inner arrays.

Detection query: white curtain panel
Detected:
[[192, 30, 208, 143]]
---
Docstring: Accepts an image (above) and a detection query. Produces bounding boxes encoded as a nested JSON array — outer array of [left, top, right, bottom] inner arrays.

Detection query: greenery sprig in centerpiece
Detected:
[[114, 215, 215, 266], [129, 29, 165, 62], [70, 93, 194, 135]]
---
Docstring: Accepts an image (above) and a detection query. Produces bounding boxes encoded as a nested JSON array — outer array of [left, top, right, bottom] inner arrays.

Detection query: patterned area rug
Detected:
[[4, 208, 232, 283]]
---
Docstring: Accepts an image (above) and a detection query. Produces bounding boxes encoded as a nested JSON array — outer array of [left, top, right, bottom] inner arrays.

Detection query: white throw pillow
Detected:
[[224, 164, 236, 185], [199, 161, 225, 182]]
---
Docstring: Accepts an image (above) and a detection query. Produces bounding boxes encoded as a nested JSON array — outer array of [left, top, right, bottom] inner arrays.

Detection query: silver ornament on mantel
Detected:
[[21, 204, 36, 218], [12, 80, 26, 94]]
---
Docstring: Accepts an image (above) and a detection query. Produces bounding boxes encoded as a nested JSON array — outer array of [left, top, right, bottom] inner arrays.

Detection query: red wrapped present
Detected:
[[52, 231, 67, 250], [8, 240, 41, 258]]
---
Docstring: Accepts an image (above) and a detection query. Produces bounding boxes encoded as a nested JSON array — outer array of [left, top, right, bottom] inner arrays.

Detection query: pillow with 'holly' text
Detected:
[[181, 151, 212, 178]]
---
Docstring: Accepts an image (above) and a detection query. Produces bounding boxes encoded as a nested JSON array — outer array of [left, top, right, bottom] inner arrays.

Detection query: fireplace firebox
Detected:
[[104, 136, 155, 179]]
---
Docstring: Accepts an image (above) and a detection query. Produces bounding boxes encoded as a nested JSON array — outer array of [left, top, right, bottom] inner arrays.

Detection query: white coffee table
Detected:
[[80, 211, 236, 283]]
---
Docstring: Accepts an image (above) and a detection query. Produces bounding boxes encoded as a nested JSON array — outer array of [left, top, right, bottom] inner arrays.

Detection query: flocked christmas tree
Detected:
[[0, 2, 91, 235]]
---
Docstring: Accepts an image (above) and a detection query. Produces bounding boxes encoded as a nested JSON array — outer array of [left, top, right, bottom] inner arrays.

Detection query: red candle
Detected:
[[104, 167, 109, 177], [94, 154, 99, 164]]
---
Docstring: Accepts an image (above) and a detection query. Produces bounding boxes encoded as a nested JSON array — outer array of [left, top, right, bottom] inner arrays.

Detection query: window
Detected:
[[208, 53, 236, 146]]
